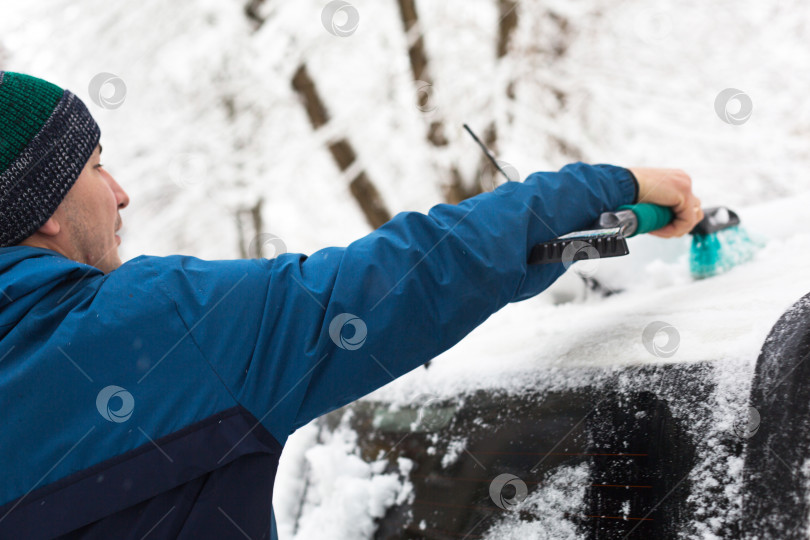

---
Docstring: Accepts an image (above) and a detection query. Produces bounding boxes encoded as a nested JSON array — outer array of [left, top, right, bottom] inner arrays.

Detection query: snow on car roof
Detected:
[[367, 191, 810, 404]]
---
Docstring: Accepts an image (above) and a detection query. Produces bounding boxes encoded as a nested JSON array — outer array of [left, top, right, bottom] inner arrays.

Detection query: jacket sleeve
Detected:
[[148, 162, 637, 443]]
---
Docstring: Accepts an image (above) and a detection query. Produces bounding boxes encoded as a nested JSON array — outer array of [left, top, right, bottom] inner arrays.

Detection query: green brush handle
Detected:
[[617, 203, 674, 237]]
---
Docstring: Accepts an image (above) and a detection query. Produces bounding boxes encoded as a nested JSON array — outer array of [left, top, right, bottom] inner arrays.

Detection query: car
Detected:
[[273, 193, 810, 539]]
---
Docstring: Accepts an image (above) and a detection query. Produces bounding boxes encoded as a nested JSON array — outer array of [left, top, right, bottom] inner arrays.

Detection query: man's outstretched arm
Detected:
[[144, 162, 697, 443], [280, 162, 634, 430]]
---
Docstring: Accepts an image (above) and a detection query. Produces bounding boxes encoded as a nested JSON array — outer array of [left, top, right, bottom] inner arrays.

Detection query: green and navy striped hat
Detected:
[[0, 71, 100, 247]]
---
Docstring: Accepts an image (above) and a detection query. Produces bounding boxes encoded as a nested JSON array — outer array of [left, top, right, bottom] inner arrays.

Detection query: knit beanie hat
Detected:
[[0, 71, 100, 247]]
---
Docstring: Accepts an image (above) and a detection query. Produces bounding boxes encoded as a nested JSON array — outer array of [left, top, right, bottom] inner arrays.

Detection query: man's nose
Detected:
[[107, 174, 130, 210], [117, 186, 130, 210]]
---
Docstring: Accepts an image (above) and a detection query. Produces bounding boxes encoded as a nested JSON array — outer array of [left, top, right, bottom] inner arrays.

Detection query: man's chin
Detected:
[[94, 252, 123, 274], [106, 255, 123, 274]]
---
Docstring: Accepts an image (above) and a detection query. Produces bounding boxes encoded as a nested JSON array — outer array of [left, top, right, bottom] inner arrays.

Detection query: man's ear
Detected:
[[36, 216, 61, 237]]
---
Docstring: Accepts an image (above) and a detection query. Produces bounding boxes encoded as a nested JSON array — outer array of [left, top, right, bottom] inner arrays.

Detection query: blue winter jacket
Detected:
[[0, 162, 637, 539]]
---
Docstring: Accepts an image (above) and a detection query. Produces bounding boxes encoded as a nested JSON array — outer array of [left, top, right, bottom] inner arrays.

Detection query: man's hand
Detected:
[[628, 167, 704, 238]]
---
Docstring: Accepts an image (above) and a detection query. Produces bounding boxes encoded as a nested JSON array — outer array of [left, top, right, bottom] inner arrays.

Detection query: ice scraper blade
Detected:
[[528, 203, 672, 265]]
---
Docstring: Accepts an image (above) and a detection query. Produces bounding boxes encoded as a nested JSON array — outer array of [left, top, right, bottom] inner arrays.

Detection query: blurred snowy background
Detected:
[[2, 0, 808, 262], [3, 0, 810, 537]]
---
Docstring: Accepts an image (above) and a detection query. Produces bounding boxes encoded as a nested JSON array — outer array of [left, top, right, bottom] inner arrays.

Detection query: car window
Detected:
[[327, 367, 711, 539]]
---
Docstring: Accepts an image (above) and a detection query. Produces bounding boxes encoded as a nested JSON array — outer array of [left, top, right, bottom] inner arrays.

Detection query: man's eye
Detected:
[[95, 163, 104, 169]]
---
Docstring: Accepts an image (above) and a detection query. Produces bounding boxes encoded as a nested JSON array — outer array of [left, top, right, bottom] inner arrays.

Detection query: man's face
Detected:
[[53, 145, 129, 273]]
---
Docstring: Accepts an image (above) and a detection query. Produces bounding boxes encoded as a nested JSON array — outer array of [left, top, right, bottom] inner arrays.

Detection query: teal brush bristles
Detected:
[[689, 224, 763, 279]]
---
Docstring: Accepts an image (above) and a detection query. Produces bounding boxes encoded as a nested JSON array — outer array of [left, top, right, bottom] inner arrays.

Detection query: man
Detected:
[[0, 72, 702, 539]]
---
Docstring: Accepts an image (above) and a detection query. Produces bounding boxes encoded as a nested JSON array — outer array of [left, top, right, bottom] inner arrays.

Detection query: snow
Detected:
[[804, 459, 810, 534], [440, 436, 468, 469], [275, 417, 414, 539], [272, 422, 319, 538], [482, 463, 590, 539], [1, 0, 810, 537]]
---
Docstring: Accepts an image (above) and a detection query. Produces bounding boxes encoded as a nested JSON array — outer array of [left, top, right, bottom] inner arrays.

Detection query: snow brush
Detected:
[[686, 206, 762, 279], [461, 124, 761, 279], [528, 204, 762, 279]]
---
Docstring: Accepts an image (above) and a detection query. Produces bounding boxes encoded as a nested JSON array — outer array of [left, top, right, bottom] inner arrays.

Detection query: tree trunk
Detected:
[[474, 0, 521, 192], [291, 64, 392, 229], [395, 0, 476, 204]]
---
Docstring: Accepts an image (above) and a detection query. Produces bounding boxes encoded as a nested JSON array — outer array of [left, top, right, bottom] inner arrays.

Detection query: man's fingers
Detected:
[[627, 166, 703, 238], [648, 224, 676, 238], [673, 215, 694, 237], [649, 217, 688, 238], [650, 196, 703, 238], [676, 195, 703, 236]]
